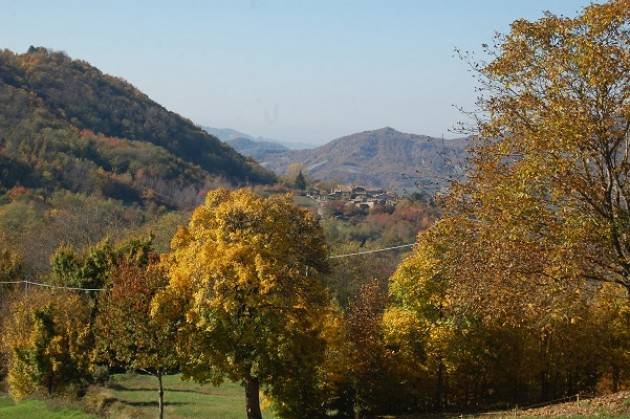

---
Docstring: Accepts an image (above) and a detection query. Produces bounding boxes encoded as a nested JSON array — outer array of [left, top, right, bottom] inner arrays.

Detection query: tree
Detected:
[[382, 1, 630, 410], [0, 244, 23, 381], [294, 171, 307, 190], [153, 189, 332, 419], [0, 244, 23, 311], [50, 237, 155, 353], [96, 259, 178, 419], [285, 163, 304, 181], [344, 280, 408, 417], [0, 245, 23, 283], [1, 290, 92, 400], [456, 0, 630, 295]]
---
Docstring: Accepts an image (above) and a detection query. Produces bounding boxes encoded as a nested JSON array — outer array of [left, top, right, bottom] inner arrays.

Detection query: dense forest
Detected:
[[0, 1, 628, 419]]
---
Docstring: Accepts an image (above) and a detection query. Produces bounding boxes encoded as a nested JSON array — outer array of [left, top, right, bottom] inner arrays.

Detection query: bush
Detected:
[[1, 290, 93, 400]]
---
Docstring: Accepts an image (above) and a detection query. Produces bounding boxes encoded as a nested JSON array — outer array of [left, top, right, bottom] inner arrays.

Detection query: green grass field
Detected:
[[0, 374, 275, 419], [0, 395, 95, 418]]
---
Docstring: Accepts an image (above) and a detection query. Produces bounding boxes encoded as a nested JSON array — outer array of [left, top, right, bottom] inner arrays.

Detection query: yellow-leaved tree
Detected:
[[456, 0, 630, 295], [152, 189, 331, 419], [1, 290, 92, 401], [387, 0, 630, 408]]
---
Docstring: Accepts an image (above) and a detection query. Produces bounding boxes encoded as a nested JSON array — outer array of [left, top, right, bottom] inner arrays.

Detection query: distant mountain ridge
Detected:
[[260, 127, 469, 192], [203, 127, 259, 142], [224, 137, 290, 162], [202, 126, 317, 150], [0, 47, 274, 208]]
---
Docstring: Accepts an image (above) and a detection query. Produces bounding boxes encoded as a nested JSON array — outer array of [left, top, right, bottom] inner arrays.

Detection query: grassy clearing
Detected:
[[5, 375, 627, 418], [86, 373, 275, 419], [0, 394, 95, 419], [1, 374, 276, 419], [292, 195, 319, 209]]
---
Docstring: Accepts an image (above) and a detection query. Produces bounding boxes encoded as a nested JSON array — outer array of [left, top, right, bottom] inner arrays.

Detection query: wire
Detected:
[[329, 243, 416, 259], [0, 243, 418, 292], [0, 280, 104, 292]]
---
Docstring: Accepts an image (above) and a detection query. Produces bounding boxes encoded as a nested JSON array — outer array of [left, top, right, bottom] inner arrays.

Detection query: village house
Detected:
[[307, 184, 398, 209]]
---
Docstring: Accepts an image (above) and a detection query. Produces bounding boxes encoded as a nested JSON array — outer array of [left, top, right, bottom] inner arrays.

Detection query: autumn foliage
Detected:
[[385, 0, 630, 410], [152, 189, 333, 419], [0, 1, 628, 418]]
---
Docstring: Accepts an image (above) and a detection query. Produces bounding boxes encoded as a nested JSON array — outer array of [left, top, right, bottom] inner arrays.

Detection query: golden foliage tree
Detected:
[[456, 0, 630, 295], [153, 189, 331, 419], [1, 290, 92, 401], [387, 0, 630, 409]]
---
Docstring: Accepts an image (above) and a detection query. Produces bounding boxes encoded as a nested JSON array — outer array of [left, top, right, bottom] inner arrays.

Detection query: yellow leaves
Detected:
[[153, 188, 332, 386], [170, 225, 191, 250], [2, 290, 93, 401], [382, 307, 422, 347]]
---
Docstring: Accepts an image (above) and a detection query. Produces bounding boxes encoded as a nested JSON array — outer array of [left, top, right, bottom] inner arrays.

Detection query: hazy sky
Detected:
[[2, 0, 596, 144]]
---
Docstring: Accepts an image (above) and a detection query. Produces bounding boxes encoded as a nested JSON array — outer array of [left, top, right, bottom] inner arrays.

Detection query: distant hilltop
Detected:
[[202, 126, 318, 151], [223, 126, 470, 193]]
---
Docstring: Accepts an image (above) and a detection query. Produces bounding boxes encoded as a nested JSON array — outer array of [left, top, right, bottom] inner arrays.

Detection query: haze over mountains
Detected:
[[203, 127, 316, 150], [223, 127, 470, 192], [0, 47, 274, 209]]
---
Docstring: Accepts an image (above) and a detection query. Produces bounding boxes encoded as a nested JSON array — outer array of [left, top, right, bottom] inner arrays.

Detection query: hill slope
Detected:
[[0, 47, 274, 208], [261, 127, 469, 192]]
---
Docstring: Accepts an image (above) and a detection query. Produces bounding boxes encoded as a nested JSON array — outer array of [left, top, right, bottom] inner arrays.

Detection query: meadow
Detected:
[[0, 374, 275, 419]]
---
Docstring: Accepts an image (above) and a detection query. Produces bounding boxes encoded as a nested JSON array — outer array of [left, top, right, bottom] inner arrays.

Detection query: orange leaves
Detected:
[[6, 185, 27, 201]]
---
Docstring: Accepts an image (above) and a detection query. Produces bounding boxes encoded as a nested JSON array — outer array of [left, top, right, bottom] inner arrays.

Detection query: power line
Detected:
[[0, 243, 418, 292], [0, 280, 104, 292], [329, 243, 416, 259]]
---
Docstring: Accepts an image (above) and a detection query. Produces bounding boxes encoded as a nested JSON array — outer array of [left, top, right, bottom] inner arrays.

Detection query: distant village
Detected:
[[303, 185, 398, 210]]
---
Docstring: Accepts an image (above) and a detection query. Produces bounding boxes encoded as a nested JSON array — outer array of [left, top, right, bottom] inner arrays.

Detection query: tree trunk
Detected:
[[612, 365, 620, 392], [434, 359, 445, 411], [245, 376, 263, 419], [157, 374, 165, 419]]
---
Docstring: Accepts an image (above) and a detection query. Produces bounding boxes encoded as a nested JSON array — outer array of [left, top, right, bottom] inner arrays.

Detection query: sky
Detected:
[[1, 0, 597, 145]]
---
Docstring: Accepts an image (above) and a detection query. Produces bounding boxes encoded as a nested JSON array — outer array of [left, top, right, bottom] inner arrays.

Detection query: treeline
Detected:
[[0, 188, 626, 419], [0, 190, 187, 275], [0, 189, 443, 419]]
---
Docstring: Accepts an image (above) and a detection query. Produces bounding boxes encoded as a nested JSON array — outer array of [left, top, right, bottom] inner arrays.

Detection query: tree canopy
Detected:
[[153, 189, 333, 419]]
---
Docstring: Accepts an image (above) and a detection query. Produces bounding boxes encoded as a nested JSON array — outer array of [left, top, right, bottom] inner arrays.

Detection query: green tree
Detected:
[[294, 171, 306, 190]]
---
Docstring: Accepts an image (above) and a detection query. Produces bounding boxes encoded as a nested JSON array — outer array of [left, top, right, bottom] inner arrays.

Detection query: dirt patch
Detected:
[[483, 391, 630, 418]]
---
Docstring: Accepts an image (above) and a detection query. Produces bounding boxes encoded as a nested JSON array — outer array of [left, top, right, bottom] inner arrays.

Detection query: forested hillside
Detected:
[[0, 47, 274, 274], [0, 47, 274, 208]]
